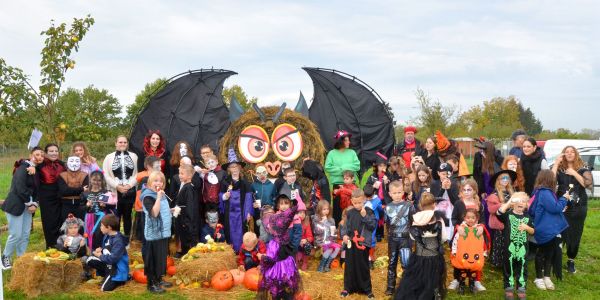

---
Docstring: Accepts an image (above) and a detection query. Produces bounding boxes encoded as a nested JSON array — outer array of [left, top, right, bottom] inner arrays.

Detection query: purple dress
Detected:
[[219, 178, 254, 252], [259, 206, 301, 299]]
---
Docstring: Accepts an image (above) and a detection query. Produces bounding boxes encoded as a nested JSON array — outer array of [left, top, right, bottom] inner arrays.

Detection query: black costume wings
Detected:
[[303, 67, 395, 172], [129, 69, 236, 158]]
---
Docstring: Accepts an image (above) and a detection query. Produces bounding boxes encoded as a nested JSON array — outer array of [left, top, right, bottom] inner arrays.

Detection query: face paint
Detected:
[[206, 211, 219, 225], [152, 161, 162, 171], [207, 159, 218, 171], [179, 143, 188, 157], [67, 156, 81, 172]]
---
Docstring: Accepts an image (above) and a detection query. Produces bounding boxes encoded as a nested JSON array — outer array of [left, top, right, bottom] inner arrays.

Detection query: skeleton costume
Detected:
[[497, 208, 533, 292], [57, 156, 89, 221], [103, 149, 138, 238]]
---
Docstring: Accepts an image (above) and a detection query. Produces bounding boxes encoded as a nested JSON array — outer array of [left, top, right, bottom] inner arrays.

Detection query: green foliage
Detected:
[[222, 84, 258, 111], [123, 78, 168, 131], [517, 100, 543, 135], [412, 88, 459, 140], [536, 128, 593, 140], [0, 15, 95, 145], [55, 86, 122, 141], [457, 96, 523, 138]]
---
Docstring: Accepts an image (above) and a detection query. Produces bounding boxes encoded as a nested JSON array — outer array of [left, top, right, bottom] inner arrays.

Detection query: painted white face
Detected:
[[179, 144, 188, 157], [67, 156, 81, 172], [207, 159, 218, 171]]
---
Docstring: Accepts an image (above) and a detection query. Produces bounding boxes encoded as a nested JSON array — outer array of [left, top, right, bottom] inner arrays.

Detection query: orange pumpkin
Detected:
[[243, 267, 261, 291], [166, 256, 175, 268], [229, 269, 245, 285], [295, 292, 312, 300], [132, 269, 148, 284], [451, 225, 486, 271], [167, 265, 177, 276], [211, 270, 235, 291], [330, 258, 340, 269]]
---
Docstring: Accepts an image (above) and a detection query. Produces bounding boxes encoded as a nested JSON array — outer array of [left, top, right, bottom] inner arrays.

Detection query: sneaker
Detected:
[[516, 287, 527, 299], [367, 292, 375, 299], [458, 282, 466, 295], [1, 255, 12, 270], [447, 279, 459, 290], [385, 288, 394, 296], [567, 259, 576, 274], [533, 278, 546, 290], [474, 281, 486, 291], [340, 290, 349, 297], [543, 277, 555, 290], [504, 287, 515, 300]]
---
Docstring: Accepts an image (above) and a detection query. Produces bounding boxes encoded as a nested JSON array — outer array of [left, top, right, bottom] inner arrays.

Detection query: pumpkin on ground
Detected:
[[132, 269, 147, 284], [211, 270, 235, 291], [229, 268, 245, 285], [243, 267, 260, 291], [167, 265, 177, 276], [166, 256, 175, 268], [294, 292, 312, 300], [330, 258, 340, 269]]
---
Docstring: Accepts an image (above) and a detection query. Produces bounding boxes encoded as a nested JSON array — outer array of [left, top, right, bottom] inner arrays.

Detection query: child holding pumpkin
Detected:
[[258, 194, 302, 299], [312, 200, 340, 272], [497, 192, 534, 300], [450, 208, 490, 294]]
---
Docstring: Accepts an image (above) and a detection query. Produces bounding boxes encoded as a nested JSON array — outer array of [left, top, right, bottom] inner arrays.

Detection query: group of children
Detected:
[[24, 141, 576, 300]]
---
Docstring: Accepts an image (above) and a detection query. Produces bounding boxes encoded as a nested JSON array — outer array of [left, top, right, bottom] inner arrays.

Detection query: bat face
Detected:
[[219, 106, 326, 182]]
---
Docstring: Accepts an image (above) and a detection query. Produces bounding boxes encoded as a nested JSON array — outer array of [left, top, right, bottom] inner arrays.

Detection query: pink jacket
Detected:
[[486, 193, 504, 230]]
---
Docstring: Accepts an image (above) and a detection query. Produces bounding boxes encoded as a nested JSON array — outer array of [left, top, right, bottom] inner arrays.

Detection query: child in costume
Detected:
[[334, 170, 359, 214], [301, 159, 331, 215], [451, 208, 490, 294], [56, 214, 86, 257], [238, 232, 266, 271], [364, 184, 384, 269], [340, 189, 377, 299], [395, 192, 447, 300], [277, 168, 306, 204], [219, 148, 254, 252], [497, 192, 534, 300], [82, 214, 129, 291], [252, 165, 276, 236], [175, 164, 200, 256], [83, 171, 117, 251], [295, 200, 313, 271], [384, 181, 414, 295], [200, 210, 225, 243], [197, 153, 226, 213], [312, 200, 340, 272], [366, 152, 390, 243], [258, 194, 302, 299]]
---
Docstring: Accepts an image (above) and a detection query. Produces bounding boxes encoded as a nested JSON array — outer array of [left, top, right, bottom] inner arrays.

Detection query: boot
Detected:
[[317, 257, 327, 272], [159, 276, 173, 288], [469, 280, 475, 294], [458, 281, 466, 295], [385, 267, 397, 295], [324, 257, 335, 272], [147, 279, 165, 294]]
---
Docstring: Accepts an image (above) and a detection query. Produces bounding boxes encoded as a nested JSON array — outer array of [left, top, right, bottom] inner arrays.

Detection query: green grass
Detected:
[[2, 154, 600, 299]]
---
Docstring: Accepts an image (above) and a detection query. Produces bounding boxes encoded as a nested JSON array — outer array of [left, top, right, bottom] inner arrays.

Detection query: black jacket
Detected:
[[2, 161, 39, 216], [521, 148, 545, 195]]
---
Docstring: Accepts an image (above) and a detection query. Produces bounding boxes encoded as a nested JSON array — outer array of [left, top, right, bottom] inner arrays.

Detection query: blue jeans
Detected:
[[3, 210, 33, 258]]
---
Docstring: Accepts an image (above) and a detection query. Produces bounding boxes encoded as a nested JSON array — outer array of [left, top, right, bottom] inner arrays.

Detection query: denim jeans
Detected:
[[3, 210, 33, 258]]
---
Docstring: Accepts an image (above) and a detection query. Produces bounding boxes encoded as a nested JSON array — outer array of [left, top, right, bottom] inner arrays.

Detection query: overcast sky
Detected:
[[1, 1, 598, 131]]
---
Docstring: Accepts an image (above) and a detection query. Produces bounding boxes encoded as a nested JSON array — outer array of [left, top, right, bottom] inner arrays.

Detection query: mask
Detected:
[[152, 161, 162, 171], [67, 156, 81, 172], [179, 144, 188, 157], [206, 211, 219, 225]]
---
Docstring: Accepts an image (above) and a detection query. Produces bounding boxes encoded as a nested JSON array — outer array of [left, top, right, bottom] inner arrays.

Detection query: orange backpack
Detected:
[[451, 225, 488, 271]]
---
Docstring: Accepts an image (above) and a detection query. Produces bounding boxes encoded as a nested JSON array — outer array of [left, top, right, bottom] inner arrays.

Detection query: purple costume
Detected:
[[258, 205, 302, 299], [219, 177, 254, 252]]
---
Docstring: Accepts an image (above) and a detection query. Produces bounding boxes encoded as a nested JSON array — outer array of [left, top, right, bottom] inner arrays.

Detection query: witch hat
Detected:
[[221, 147, 246, 169]]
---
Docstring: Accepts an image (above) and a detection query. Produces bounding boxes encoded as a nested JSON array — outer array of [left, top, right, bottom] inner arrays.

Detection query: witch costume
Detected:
[[219, 148, 254, 253], [258, 198, 302, 300]]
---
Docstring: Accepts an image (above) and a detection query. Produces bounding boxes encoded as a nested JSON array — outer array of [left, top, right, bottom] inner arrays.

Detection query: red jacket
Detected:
[[301, 221, 314, 243], [335, 183, 358, 211], [237, 240, 266, 266]]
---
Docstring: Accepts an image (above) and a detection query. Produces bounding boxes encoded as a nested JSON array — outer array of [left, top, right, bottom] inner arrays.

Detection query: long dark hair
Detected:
[[481, 141, 497, 175]]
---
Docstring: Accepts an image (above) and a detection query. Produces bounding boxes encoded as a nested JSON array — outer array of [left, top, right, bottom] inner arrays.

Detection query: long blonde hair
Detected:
[[494, 174, 515, 202]]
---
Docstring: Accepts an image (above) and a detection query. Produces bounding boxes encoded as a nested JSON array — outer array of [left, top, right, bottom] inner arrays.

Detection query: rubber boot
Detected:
[[324, 257, 333, 272], [317, 257, 327, 272]]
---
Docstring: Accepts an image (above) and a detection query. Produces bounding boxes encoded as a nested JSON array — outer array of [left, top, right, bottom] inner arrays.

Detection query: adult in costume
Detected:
[[103, 135, 138, 240], [38, 143, 66, 249], [57, 156, 89, 221], [394, 126, 424, 168]]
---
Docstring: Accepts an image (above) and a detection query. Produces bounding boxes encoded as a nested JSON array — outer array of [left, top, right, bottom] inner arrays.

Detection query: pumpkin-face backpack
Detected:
[[451, 225, 488, 271]]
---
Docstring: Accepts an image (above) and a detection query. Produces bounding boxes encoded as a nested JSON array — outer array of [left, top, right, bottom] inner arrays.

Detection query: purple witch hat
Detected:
[[221, 147, 246, 169]]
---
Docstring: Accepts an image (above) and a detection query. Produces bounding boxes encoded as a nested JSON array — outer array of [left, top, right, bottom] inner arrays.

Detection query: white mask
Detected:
[[67, 156, 81, 172], [179, 144, 188, 157], [207, 159, 218, 171]]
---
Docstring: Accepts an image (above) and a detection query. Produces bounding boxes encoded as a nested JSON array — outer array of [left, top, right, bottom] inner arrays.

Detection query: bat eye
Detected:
[[463, 253, 469, 260], [238, 125, 270, 163], [271, 123, 303, 161]]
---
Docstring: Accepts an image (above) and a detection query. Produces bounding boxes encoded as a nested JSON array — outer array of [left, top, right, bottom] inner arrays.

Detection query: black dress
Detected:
[[343, 207, 377, 295], [557, 167, 591, 260]]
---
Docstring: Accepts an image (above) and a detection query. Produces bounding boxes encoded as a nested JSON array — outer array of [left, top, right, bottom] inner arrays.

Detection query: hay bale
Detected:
[[177, 243, 237, 283], [7, 253, 83, 298]]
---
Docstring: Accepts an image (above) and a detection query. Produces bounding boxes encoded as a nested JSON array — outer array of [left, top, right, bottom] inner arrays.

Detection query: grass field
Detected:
[[2, 154, 600, 299]]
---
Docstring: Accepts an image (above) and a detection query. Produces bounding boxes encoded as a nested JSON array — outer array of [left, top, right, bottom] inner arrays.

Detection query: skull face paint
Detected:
[[67, 156, 81, 172], [180, 143, 188, 157]]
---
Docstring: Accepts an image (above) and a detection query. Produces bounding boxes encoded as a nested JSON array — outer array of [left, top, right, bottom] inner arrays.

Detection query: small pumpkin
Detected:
[[229, 269, 245, 285], [330, 258, 340, 269], [294, 292, 312, 300], [166, 256, 175, 268], [211, 270, 235, 291], [243, 267, 260, 291], [167, 265, 177, 276], [132, 269, 147, 284]]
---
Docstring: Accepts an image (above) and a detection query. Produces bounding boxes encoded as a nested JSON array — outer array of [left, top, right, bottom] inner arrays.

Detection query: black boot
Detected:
[[317, 257, 327, 272], [147, 279, 165, 294], [159, 276, 173, 288], [469, 280, 475, 294], [324, 257, 334, 272], [458, 281, 466, 295], [385, 266, 397, 295]]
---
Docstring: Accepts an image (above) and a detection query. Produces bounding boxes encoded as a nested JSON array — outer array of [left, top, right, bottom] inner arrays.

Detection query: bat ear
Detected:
[[252, 103, 267, 122], [229, 95, 245, 122], [294, 91, 309, 117], [272, 102, 287, 123]]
